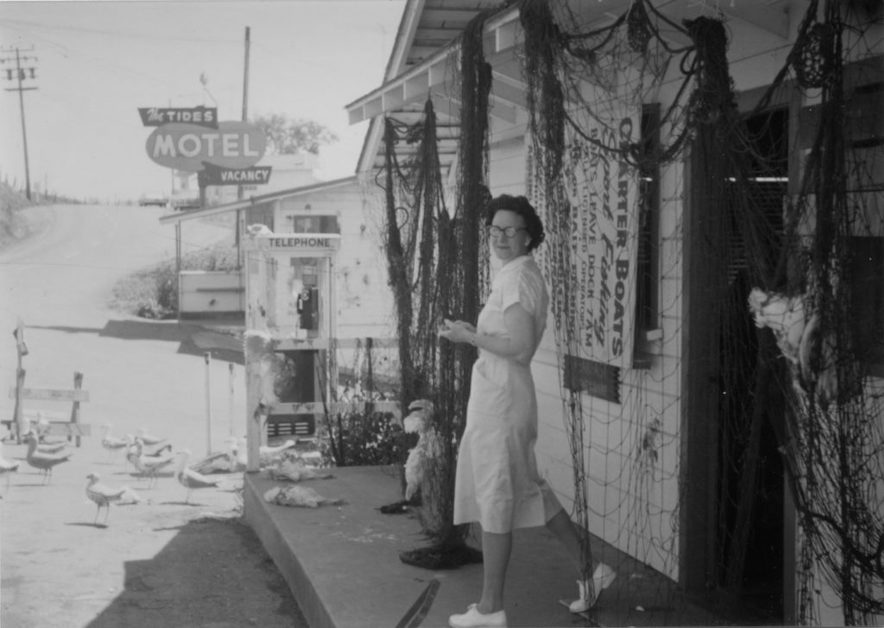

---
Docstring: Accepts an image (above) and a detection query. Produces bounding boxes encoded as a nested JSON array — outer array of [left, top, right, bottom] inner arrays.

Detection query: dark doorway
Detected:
[[682, 104, 789, 623]]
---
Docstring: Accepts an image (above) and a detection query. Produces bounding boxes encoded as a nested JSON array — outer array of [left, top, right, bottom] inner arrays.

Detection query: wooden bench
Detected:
[[6, 372, 91, 446]]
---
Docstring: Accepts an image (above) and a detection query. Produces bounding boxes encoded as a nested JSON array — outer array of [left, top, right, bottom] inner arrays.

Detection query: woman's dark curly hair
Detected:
[[483, 194, 546, 252]]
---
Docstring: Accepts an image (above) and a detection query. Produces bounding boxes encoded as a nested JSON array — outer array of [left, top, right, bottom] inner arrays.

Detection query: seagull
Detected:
[[136, 428, 167, 447], [403, 399, 442, 501], [190, 440, 244, 475], [0, 450, 20, 491], [100, 424, 131, 459], [32, 414, 67, 446], [259, 439, 296, 467], [22, 418, 67, 452], [85, 472, 137, 524], [145, 442, 173, 457], [175, 449, 220, 503], [232, 437, 248, 468], [263, 485, 342, 508], [32, 437, 69, 455], [127, 438, 174, 487], [267, 458, 334, 482], [24, 432, 72, 483]]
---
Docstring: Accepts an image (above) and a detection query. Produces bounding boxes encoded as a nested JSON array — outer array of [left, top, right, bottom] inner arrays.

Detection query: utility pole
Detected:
[[236, 26, 251, 268], [1, 46, 38, 201], [238, 27, 251, 206]]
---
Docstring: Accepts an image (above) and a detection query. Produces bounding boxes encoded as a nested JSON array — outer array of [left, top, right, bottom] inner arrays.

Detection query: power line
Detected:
[[1, 46, 38, 201]]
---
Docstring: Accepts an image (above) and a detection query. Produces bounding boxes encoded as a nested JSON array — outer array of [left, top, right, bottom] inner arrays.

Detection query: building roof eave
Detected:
[[345, 5, 522, 126], [158, 175, 359, 226]]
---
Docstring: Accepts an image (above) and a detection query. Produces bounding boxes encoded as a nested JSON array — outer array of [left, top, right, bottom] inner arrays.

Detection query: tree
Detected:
[[251, 114, 338, 155]]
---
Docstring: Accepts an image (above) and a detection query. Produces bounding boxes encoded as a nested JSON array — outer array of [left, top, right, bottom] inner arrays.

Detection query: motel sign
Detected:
[[145, 120, 267, 172]]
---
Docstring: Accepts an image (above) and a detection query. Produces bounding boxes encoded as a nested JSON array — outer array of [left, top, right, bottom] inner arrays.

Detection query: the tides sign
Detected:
[[141, 107, 270, 184]]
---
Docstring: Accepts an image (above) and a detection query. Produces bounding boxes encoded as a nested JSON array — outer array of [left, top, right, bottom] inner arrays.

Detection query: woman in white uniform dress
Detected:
[[441, 195, 613, 628]]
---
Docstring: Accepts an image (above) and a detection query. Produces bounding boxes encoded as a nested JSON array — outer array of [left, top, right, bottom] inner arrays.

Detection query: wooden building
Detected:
[[345, 1, 884, 625]]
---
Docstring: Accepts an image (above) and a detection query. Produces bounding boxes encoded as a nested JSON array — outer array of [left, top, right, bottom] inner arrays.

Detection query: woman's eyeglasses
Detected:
[[486, 225, 527, 238]]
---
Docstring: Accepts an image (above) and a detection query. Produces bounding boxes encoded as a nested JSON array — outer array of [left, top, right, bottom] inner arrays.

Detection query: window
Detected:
[[632, 103, 661, 368], [846, 79, 884, 377], [286, 214, 340, 234]]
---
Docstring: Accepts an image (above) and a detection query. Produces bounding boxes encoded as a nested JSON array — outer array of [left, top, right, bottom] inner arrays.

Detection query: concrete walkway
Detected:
[[244, 466, 740, 628]]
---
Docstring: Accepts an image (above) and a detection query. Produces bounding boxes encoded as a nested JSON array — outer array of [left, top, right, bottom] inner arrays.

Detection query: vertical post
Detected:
[[228, 362, 235, 437], [13, 369, 26, 444], [175, 221, 182, 268], [245, 362, 263, 473], [204, 352, 212, 455], [14, 48, 32, 200], [326, 256, 337, 412], [175, 222, 182, 319], [235, 26, 251, 270], [12, 320, 28, 443], [70, 371, 84, 447], [238, 26, 250, 203]]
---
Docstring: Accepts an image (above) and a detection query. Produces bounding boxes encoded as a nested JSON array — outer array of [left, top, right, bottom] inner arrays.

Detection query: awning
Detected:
[[344, 5, 527, 175], [343, 0, 791, 175]]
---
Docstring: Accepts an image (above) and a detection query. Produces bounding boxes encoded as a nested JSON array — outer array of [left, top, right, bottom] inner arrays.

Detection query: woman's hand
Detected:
[[438, 319, 475, 344], [441, 306, 535, 361]]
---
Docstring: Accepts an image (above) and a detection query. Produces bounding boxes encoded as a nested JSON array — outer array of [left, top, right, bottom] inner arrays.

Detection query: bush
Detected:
[[320, 408, 415, 467], [110, 241, 238, 317]]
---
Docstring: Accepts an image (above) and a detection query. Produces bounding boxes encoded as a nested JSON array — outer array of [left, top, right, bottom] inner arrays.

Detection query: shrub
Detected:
[[111, 241, 238, 317], [320, 408, 415, 468]]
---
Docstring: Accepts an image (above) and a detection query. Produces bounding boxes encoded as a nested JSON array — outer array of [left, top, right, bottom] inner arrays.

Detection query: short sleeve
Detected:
[[500, 266, 542, 317]]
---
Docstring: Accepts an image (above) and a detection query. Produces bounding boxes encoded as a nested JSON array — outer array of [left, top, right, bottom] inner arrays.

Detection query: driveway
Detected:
[[0, 204, 307, 627]]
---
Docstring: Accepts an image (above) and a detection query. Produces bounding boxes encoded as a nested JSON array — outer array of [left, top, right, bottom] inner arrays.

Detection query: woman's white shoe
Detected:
[[568, 562, 616, 613], [448, 603, 508, 628]]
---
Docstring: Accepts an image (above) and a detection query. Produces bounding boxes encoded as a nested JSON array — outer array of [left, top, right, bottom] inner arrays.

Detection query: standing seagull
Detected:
[[32, 438, 69, 455], [136, 428, 167, 447], [175, 449, 220, 504], [127, 438, 174, 487], [0, 449, 20, 492], [23, 420, 69, 454], [100, 424, 131, 461], [24, 433, 72, 484], [84, 472, 135, 525]]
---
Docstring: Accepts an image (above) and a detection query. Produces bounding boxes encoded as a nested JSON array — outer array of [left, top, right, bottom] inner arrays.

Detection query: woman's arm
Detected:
[[439, 305, 534, 360]]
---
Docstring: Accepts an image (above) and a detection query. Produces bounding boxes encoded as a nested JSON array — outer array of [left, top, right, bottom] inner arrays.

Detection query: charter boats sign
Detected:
[[533, 87, 640, 369]]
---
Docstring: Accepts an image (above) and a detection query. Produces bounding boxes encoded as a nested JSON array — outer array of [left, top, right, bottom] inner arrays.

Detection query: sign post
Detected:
[[12, 320, 27, 442], [205, 352, 213, 456]]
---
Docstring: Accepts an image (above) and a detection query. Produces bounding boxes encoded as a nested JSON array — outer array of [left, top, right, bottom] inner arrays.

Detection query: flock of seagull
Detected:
[[0, 419, 304, 525]]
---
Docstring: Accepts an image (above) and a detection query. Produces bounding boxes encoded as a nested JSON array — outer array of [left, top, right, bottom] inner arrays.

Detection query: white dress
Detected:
[[452, 254, 564, 534]]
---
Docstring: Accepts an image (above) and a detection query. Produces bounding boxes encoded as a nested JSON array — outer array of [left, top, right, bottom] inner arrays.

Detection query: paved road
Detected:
[[0, 204, 308, 627]]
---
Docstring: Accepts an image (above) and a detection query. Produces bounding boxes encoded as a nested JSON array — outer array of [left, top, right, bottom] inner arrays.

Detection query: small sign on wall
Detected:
[[562, 354, 621, 404]]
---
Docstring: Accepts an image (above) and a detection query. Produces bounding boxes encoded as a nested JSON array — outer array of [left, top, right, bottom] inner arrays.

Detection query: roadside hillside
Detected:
[[0, 182, 85, 250], [0, 182, 34, 248], [0, 182, 59, 251]]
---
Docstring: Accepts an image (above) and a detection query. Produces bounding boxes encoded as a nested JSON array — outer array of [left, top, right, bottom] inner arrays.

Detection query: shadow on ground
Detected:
[[26, 320, 244, 365], [85, 515, 306, 628]]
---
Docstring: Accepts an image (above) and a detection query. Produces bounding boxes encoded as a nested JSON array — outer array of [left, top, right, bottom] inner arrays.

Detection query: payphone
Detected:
[[242, 230, 340, 470]]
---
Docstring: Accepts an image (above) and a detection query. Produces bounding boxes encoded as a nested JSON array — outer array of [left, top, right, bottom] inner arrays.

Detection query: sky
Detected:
[[0, 0, 405, 201]]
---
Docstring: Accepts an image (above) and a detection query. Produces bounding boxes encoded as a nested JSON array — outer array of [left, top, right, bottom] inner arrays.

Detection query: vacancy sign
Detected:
[[141, 108, 268, 182], [199, 162, 273, 186]]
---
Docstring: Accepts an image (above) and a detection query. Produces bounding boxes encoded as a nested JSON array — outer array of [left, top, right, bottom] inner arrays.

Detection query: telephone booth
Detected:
[[242, 231, 340, 471]]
